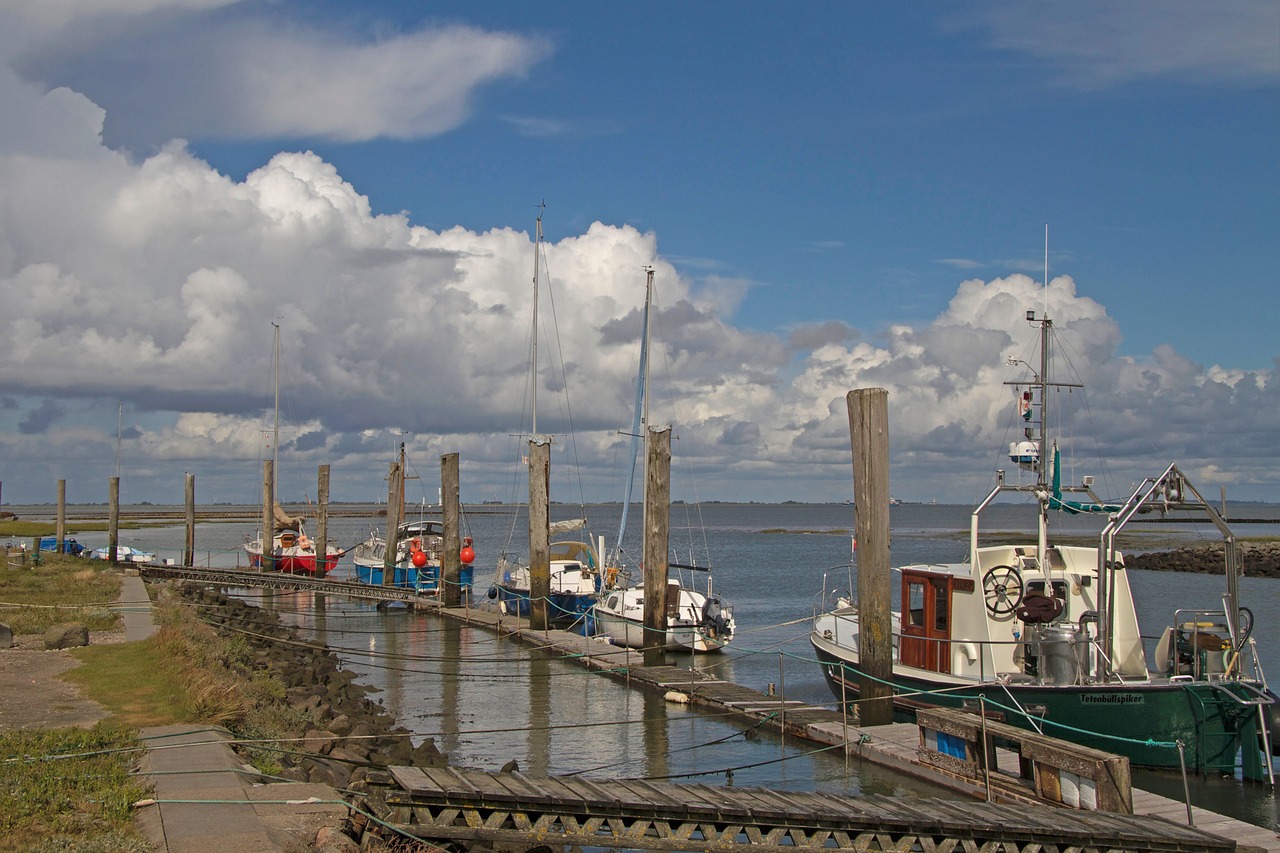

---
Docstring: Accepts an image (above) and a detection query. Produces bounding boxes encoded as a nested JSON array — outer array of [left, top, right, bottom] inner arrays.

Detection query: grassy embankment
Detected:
[[0, 554, 308, 852]]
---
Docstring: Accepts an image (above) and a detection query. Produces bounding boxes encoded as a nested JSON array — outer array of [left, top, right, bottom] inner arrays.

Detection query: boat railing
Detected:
[[1167, 607, 1258, 682]]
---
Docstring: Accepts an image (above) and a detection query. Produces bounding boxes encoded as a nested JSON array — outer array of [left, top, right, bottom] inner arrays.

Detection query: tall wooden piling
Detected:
[[184, 473, 195, 567], [441, 453, 461, 607], [847, 388, 894, 725], [316, 465, 330, 583], [642, 426, 672, 667], [383, 460, 402, 586], [56, 479, 66, 553], [528, 437, 551, 632], [261, 461, 274, 572], [108, 476, 120, 565]]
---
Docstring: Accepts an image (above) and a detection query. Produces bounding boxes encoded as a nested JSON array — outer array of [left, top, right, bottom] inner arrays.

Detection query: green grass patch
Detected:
[[0, 555, 120, 634], [0, 723, 151, 853], [65, 642, 190, 729], [0, 521, 112, 537]]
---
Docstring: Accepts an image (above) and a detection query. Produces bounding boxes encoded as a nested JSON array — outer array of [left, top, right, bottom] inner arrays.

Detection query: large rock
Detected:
[[314, 825, 360, 853], [0, 623, 13, 649], [44, 622, 89, 649]]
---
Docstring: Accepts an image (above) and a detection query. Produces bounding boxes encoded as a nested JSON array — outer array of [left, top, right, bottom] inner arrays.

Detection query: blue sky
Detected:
[[0, 1, 1276, 508]]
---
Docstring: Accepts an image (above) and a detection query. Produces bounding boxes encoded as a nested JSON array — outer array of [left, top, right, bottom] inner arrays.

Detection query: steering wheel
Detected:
[[982, 565, 1024, 617]]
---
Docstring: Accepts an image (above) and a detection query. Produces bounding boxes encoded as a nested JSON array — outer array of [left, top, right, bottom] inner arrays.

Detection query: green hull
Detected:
[[815, 648, 1266, 775]]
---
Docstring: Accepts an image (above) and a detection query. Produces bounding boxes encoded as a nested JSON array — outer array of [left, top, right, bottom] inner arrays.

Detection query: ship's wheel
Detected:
[[982, 565, 1024, 616]]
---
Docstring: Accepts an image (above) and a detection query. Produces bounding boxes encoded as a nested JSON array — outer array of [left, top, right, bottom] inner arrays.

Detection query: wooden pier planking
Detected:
[[362, 765, 1243, 851]]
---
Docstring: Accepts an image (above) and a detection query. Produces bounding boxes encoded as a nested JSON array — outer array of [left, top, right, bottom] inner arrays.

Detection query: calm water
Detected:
[[11, 501, 1279, 828]]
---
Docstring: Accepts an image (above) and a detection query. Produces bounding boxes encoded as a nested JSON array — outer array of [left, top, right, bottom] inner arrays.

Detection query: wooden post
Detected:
[[261, 461, 274, 572], [383, 460, 402, 586], [848, 389, 894, 725], [528, 437, 551, 631], [56, 480, 66, 554], [441, 453, 461, 607], [184, 473, 195, 567], [642, 426, 672, 667], [108, 476, 120, 566], [316, 465, 330, 580]]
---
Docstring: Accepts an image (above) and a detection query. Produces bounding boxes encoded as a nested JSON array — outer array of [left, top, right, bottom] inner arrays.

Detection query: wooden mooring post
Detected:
[[643, 425, 671, 668], [261, 461, 273, 572], [528, 437, 551, 632], [383, 459, 402, 587], [316, 464, 329, 591], [847, 388, 893, 726], [108, 476, 120, 566], [184, 473, 195, 567], [56, 479, 66, 553], [441, 453, 461, 607]]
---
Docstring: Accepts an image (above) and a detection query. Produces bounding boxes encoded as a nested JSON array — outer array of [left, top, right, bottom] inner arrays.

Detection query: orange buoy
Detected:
[[411, 549, 428, 568], [460, 545, 475, 564]]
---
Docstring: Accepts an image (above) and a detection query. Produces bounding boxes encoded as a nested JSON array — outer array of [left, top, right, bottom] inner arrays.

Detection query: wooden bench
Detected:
[[917, 706, 1132, 813]]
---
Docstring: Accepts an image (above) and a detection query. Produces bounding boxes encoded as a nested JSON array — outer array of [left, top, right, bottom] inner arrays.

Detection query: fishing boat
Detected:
[[241, 323, 345, 576], [811, 305, 1275, 778], [350, 445, 476, 594], [489, 208, 608, 627], [591, 268, 735, 653]]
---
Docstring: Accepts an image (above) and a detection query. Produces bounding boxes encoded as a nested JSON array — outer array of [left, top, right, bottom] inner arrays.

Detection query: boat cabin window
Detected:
[[933, 583, 948, 632], [906, 580, 925, 627], [1026, 579, 1068, 598]]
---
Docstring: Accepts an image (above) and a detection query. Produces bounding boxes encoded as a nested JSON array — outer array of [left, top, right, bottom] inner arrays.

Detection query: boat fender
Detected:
[[486, 586, 497, 600], [663, 691, 690, 705]]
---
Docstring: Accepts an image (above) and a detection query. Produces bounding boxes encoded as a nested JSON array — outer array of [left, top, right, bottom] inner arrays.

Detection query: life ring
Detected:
[[298, 534, 310, 550], [411, 537, 422, 552]]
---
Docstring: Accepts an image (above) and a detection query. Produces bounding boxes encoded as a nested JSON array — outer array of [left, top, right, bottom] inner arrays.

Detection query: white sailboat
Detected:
[[592, 268, 735, 653]]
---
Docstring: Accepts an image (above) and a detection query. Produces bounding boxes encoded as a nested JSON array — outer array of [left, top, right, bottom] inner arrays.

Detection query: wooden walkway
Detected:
[[356, 763, 1237, 852]]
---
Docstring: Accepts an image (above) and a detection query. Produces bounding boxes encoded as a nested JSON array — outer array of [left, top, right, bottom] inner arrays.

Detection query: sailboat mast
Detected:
[[530, 209, 543, 438], [614, 267, 653, 565], [271, 321, 280, 513]]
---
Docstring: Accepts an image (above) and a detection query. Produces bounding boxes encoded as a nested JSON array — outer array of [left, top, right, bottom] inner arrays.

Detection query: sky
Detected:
[[0, 1, 1277, 509]]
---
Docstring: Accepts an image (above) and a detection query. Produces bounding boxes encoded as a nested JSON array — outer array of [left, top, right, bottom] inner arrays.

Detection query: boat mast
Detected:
[[615, 267, 654, 564], [271, 321, 280, 524], [530, 207, 543, 439]]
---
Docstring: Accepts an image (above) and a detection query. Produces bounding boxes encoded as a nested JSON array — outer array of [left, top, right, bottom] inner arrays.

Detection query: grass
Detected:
[[2, 584, 312, 850], [0, 554, 120, 634], [0, 724, 151, 853], [1, 521, 114, 537]]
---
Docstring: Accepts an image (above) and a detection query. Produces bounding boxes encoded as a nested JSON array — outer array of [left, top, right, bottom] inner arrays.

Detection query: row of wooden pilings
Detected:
[[22, 387, 899, 713]]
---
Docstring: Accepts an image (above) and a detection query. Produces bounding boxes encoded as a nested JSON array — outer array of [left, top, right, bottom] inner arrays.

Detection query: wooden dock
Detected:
[[356, 763, 1239, 852], [138, 566, 1279, 850]]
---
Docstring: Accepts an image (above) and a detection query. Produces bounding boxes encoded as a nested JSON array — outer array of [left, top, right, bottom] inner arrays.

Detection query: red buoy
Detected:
[[411, 550, 428, 568], [460, 545, 475, 564]]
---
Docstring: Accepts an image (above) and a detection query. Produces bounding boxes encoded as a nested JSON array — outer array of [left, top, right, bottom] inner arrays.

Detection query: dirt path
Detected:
[[0, 631, 123, 731]]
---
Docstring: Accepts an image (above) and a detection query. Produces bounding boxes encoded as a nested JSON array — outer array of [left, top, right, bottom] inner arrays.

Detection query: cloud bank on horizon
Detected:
[[0, 1, 1275, 506]]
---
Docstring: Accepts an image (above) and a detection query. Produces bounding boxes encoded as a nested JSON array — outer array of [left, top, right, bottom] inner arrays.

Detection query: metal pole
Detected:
[[1176, 740, 1194, 826]]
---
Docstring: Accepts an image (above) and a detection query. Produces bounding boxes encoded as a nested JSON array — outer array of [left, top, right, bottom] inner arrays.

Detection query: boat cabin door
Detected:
[[900, 571, 952, 673]]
